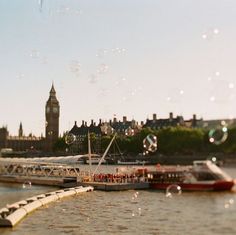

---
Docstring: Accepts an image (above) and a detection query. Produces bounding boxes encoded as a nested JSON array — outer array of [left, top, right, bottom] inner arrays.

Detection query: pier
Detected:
[[0, 158, 150, 190], [0, 158, 89, 187]]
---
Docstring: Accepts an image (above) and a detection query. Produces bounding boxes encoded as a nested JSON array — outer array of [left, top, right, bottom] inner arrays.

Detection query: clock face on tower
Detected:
[[46, 107, 50, 113], [53, 107, 58, 113]]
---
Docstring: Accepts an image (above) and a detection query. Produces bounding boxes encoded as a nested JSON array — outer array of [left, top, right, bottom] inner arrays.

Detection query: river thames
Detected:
[[0, 165, 236, 235]]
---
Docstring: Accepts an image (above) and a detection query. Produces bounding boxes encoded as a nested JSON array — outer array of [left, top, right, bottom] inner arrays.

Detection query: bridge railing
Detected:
[[0, 161, 88, 179]]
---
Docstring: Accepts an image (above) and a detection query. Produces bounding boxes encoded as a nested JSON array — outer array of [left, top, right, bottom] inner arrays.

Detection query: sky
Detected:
[[1, 0, 236, 136]]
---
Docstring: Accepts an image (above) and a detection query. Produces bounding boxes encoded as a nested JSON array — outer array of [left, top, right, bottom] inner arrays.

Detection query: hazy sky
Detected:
[[1, 0, 236, 136]]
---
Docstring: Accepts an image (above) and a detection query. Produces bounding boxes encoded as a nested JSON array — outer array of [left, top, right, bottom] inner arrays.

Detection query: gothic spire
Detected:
[[50, 83, 56, 96], [19, 122, 23, 137]]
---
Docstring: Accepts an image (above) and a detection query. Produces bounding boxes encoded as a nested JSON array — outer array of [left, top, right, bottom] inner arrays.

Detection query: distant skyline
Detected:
[[1, 0, 236, 136]]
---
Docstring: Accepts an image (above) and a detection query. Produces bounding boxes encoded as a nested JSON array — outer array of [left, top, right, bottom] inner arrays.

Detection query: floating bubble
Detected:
[[97, 63, 109, 75], [96, 49, 107, 58], [207, 76, 212, 82], [138, 207, 142, 216], [228, 83, 234, 89], [88, 74, 98, 84], [125, 127, 135, 136], [202, 28, 220, 41], [16, 73, 25, 80], [221, 120, 226, 126], [202, 34, 207, 40], [142, 150, 149, 156], [98, 88, 110, 97], [41, 57, 48, 64], [111, 47, 126, 54], [208, 126, 228, 145], [56, 5, 71, 15], [114, 77, 127, 87], [211, 157, 217, 163], [65, 133, 76, 145], [210, 96, 215, 102], [70, 60, 81, 75], [143, 134, 157, 153], [131, 192, 139, 204], [22, 181, 32, 189], [131, 90, 136, 96], [30, 49, 40, 59], [166, 88, 184, 103], [166, 184, 182, 198], [122, 96, 127, 102], [48, 131, 52, 135], [224, 203, 230, 209], [213, 28, 219, 35], [224, 199, 234, 209], [207, 156, 220, 165], [100, 124, 114, 135]]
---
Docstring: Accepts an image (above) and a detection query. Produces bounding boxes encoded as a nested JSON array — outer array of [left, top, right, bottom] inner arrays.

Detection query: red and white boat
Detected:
[[135, 160, 235, 191]]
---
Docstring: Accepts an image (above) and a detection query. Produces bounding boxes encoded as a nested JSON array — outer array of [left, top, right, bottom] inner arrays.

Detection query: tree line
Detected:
[[54, 127, 236, 155]]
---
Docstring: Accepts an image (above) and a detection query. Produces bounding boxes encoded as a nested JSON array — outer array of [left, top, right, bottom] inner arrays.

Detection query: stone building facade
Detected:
[[0, 84, 60, 153]]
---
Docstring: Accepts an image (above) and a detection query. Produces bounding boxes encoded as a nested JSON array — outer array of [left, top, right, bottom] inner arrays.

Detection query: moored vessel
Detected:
[[134, 160, 235, 191]]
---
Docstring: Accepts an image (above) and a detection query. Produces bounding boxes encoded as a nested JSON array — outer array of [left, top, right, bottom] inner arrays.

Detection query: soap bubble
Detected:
[[125, 127, 135, 136], [224, 199, 234, 209], [97, 63, 109, 75], [41, 57, 48, 64], [22, 181, 32, 189], [143, 134, 157, 153], [131, 192, 139, 204], [208, 126, 228, 145], [166, 184, 182, 198], [100, 124, 114, 135], [16, 73, 25, 80], [207, 76, 212, 82], [213, 28, 219, 35], [30, 49, 40, 58], [96, 49, 107, 58], [111, 47, 126, 54], [228, 83, 234, 89], [48, 131, 53, 135], [201, 28, 220, 40], [210, 96, 215, 102], [211, 157, 217, 163], [88, 74, 98, 84], [138, 207, 142, 216], [202, 34, 207, 40], [65, 133, 76, 145], [69, 60, 81, 75]]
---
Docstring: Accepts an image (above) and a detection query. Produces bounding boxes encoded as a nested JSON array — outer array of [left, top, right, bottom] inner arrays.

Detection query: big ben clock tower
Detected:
[[45, 83, 60, 152]]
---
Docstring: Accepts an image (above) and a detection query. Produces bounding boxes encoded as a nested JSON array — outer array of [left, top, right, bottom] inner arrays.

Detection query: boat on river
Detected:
[[134, 160, 235, 191]]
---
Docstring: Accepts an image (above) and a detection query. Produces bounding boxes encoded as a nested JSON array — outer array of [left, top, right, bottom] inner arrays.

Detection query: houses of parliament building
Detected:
[[0, 84, 60, 153]]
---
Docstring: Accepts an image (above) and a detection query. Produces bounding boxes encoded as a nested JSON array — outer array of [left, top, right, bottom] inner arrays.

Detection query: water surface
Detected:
[[0, 166, 235, 235]]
